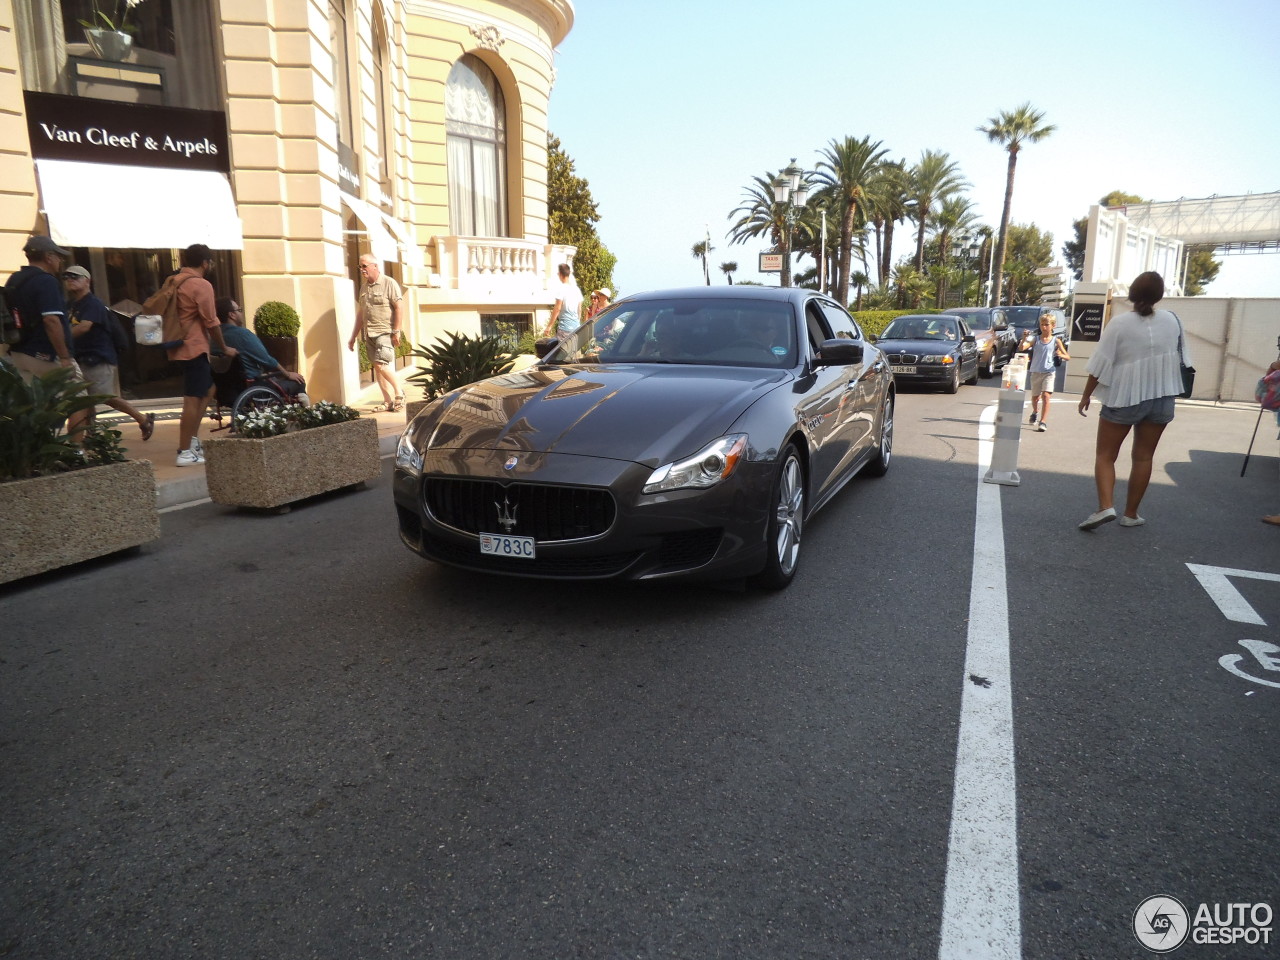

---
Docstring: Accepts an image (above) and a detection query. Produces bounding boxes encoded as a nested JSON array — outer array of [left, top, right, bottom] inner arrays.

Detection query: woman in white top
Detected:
[[1076, 271, 1192, 530]]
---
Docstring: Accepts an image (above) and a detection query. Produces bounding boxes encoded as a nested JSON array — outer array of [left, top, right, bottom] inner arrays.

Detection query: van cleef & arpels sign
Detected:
[[24, 92, 230, 174]]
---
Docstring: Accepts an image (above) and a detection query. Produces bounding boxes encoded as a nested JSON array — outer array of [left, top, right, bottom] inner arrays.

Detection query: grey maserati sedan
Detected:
[[392, 286, 895, 589]]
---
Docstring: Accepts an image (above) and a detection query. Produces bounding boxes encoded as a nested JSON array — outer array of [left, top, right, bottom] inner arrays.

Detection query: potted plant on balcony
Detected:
[[202, 400, 380, 512], [0, 363, 159, 585], [252, 300, 301, 372], [403, 332, 516, 421], [78, 0, 140, 61]]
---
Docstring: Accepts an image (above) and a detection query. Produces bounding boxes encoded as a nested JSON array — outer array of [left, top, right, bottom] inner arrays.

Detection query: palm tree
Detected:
[[850, 270, 870, 311], [869, 159, 909, 290], [907, 150, 968, 272], [813, 135, 888, 306], [931, 196, 979, 306], [728, 171, 811, 287], [691, 239, 713, 285], [979, 102, 1055, 305], [893, 264, 931, 309], [720, 261, 738, 284]]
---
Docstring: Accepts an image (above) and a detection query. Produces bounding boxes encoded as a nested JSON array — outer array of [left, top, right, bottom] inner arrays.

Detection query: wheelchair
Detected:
[[209, 354, 306, 432]]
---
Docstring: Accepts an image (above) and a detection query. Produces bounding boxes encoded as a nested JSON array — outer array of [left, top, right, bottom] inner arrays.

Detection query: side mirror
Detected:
[[962, 334, 977, 344], [816, 338, 863, 366]]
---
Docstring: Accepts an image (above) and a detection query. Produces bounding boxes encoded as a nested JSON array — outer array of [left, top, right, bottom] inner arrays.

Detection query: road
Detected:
[[2, 380, 1277, 959]]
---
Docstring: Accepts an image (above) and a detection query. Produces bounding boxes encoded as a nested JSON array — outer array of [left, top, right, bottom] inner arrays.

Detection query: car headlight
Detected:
[[643, 434, 748, 494], [395, 430, 423, 477], [920, 354, 954, 365]]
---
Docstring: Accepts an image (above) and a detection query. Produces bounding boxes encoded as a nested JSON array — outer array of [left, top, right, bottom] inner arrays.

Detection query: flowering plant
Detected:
[[232, 401, 361, 439], [78, 0, 144, 34]]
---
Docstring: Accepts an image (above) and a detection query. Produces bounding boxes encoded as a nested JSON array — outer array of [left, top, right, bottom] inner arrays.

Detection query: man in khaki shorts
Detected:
[[4, 235, 88, 443], [348, 254, 405, 411]]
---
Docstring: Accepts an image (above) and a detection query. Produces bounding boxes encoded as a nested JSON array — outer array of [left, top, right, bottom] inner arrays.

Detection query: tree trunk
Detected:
[[836, 202, 855, 306], [993, 149, 1018, 306]]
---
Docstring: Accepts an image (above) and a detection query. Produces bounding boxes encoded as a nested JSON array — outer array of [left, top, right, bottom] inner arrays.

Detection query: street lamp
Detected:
[[772, 158, 810, 288], [949, 233, 981, 306]]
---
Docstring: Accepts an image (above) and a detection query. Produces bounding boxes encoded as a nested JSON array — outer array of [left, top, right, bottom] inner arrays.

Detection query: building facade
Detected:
[[1, 0, 575, 403]]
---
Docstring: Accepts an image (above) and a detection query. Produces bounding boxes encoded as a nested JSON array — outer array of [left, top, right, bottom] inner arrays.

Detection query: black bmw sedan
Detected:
[[393, 286, 895, 589], [875, 313, 979, 393]]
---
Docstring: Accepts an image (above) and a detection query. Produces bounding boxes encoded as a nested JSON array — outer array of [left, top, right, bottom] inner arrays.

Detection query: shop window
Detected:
[[445, 55, 508, 238], [329, 0, 359, 195], [13, 0, 222, 110]]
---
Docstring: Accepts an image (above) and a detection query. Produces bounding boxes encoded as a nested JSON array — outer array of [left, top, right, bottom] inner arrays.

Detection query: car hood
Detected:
[[416, 363, 791, 464], [876, 337, 960, 356]]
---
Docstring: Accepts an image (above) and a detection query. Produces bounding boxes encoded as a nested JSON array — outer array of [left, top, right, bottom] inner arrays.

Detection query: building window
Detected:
[[329, 0, 358, 194], [445, 54, 507, 238], [14, 0, 221, 110], [371, 9, 392, 196], [481, 314, 532, 352]]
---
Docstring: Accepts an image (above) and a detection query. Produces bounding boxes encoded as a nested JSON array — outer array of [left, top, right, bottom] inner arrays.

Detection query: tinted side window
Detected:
[[804, 302, 830, 354], [818, 301, 859, 340]]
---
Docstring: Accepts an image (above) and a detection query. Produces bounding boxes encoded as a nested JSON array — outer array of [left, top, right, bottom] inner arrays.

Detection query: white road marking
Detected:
[[1186, 564, 1280, 625], [939, 403, 1021, 959]]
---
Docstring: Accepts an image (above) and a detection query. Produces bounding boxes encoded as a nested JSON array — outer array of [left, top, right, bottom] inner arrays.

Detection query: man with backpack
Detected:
[[148, 243, 236, 466], [4, 235, 88, 443], [66, 264, 155, 442]]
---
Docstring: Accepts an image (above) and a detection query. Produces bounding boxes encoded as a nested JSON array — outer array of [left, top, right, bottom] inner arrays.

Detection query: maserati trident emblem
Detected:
[[495, 495, 518, 533], [503, 455, 519, 470]]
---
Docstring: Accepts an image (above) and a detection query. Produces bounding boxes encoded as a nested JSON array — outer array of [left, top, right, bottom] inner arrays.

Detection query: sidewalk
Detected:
[[103, 403, 409, 509]]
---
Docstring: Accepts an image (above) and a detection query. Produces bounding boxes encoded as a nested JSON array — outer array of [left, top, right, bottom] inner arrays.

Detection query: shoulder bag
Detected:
[[1173, 312, 1195, 399]]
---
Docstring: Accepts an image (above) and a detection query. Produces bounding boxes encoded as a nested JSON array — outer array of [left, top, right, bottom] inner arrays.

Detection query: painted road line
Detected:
[[939, 402, 1021, 959], [1186, 563, 1280, 626]]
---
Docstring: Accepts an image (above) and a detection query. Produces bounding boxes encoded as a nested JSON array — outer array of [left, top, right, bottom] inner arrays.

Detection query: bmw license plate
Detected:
[[479, 533, 536, 559], [891, 365, 916, 375]]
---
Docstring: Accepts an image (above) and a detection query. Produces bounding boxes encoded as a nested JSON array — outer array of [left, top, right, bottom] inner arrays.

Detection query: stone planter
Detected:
[[203, 417, 380, 510], [0, 459, 159, 585], [259, 334, 298, 372]]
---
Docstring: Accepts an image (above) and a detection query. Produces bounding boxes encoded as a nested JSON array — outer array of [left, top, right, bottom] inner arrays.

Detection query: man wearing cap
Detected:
[[65, 264, 155, 441], [4, 235, 88, 441]]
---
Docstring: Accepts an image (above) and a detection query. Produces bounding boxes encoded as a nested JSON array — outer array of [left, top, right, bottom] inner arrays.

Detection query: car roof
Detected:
[[616, 286, 813, 306]]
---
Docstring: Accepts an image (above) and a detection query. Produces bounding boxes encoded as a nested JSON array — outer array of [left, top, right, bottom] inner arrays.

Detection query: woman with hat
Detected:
[[585, 288, 612, 320]]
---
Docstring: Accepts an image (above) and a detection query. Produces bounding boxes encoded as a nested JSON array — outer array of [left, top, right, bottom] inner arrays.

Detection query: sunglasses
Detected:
[[62, 273, 86, 280]]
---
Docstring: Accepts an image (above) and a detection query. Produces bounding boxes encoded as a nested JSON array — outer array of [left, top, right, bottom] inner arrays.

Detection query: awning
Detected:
[[341, 193, 399, 266], [35, 158, 244, 250], [378, 209, 426, 272]]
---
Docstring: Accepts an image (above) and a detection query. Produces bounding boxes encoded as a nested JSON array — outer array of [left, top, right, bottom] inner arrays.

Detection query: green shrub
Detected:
[[252, 301, 301, 338], [407, 332, 515, 401], [0, 364, 112, 480], [853, 308, 944, 340]]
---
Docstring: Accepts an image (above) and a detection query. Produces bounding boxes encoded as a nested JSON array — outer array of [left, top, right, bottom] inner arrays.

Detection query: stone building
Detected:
[[1, 0, 575, 403]]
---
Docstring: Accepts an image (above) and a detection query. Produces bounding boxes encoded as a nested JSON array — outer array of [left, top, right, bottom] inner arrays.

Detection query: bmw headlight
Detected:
[[920, 354, 954, 365], [395, 431, 423, 477], [643, 434, 748, 494]]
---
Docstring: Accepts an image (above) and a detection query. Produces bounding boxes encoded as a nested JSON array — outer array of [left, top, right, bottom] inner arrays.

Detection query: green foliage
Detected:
[[252, 301, 301, 338], [852, 309, 944, 339], [80, 421, 126, 465], [233, 400, 361, 439], [549, 134, 617, 297], [407, 332, 516, 401], [1001, 223, 1054, 304], [493, 321, 536, 355], [1184, 246, 1221, 296], [0, 364, 104, 480]]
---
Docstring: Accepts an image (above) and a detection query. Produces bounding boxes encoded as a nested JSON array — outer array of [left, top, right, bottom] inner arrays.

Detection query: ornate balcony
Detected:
[[430, 236, 576, 302]]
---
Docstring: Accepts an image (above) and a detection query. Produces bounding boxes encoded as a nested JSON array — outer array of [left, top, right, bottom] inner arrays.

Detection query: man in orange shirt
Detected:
[[166, 244, 236, 466]]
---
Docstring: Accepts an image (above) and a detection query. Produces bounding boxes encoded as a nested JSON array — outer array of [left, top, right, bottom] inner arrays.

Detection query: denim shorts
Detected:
[[1100, 396, 1176, 425]]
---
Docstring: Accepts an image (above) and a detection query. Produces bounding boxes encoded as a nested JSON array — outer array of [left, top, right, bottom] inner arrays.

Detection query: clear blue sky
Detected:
[[548, 0, 1280, 298]]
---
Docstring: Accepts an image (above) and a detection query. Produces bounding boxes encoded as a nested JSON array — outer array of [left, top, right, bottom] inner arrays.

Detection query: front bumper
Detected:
[[392, 447, 775, 582]]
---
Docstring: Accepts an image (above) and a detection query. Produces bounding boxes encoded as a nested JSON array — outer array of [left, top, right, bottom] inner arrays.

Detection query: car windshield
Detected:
[[950, 311, 991, 331], [547, 298, 798, 368], [1004, 306, 1063, 331], [882, 316, 959, 340]]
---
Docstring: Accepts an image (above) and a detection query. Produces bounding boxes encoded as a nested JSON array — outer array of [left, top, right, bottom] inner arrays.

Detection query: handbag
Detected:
[[1173, 313, 1195, 399], [1257, 368, 1280, 411]]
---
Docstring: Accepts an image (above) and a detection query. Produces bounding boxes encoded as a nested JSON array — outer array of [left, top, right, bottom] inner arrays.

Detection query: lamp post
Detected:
[[949, 233, 981, 306], [772, 158, 810, 288]]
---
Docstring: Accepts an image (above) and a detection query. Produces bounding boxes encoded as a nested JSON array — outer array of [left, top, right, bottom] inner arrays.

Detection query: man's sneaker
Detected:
[[176, 448, 205, 467], [1037, 421, 1047, 432], [1029, 411, 1038, 424]]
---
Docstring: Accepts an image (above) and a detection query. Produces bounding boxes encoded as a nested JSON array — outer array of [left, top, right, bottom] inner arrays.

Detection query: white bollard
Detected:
[[985, 384, 1025, 486]]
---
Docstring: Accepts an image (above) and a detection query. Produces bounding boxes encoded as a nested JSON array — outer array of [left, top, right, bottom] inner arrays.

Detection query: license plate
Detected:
[[891, 365, 916, 375], [479, 533, 536, 559]]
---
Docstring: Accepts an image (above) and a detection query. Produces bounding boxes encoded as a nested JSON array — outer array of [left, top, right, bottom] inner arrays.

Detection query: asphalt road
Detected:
[[2, 379, 1277, 959]]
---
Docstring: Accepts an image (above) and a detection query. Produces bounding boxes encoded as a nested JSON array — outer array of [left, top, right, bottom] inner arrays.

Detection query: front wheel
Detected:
[[231, 385, 285, 428], [749, 444, 805, 591], [945, 365, 961, 394], [981, 350, 998, 378]]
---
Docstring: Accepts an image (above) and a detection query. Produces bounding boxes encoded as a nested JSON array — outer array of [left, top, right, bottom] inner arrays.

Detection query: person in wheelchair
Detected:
[[213, 298, 309, 402]]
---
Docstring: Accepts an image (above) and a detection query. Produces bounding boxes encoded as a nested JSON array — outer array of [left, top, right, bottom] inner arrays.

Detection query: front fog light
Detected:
[[395, 432, 423, 477], [644, 434, 747, 494]]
